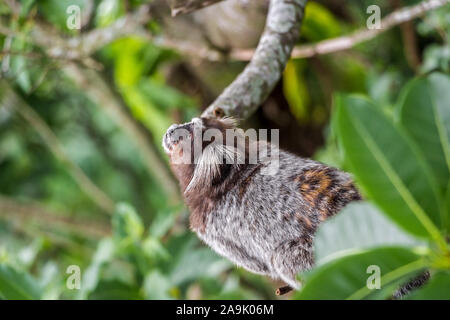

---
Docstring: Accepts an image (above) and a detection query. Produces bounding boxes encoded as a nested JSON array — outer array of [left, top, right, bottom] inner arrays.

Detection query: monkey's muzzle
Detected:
[[162, 123, 193, 154]]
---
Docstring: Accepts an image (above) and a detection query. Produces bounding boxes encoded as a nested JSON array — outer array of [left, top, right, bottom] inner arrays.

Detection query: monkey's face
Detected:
[[164, 116, 242, 191], [162, 117, 237, 163], [162, 117, 203, 156]]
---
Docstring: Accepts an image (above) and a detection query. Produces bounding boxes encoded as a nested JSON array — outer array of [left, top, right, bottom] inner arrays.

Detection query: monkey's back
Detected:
[[195, 149, 361, 279]]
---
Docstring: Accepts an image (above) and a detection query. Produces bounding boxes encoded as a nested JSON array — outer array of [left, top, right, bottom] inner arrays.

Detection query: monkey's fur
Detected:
[[163, 117, 362, 290], [162, 117, 426, 294]]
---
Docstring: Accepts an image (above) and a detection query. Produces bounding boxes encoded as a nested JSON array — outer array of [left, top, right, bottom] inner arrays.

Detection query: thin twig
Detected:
[[2, 0, 446, 65], [168, 0, 225, 16], [0, 49, 45, 59], [30, 4, 152, 59], [230, 0, 449, 61], [4, 0, 20, 16], [0, 4, 150, 69]]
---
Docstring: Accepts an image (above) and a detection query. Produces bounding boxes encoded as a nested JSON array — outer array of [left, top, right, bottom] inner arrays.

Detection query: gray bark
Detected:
[[168, 0, 226, 16], [201, 0, 308, 120]]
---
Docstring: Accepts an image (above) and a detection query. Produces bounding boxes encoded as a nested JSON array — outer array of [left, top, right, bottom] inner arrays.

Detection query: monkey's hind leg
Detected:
[[271, 239, 313, 291]]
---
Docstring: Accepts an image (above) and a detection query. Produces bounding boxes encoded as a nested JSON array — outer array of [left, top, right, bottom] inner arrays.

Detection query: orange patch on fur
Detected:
[[296, 214, 313, 228], [297, 169, 332, 207]]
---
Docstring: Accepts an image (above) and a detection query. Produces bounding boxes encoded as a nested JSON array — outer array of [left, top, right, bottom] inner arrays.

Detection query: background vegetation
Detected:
[[0, 0, 448, 299]]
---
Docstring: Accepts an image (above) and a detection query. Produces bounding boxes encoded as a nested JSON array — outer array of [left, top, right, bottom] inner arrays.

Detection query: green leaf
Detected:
[[112, 203, 144, 241], [148, 208, 178, 239], [76, 238, 115, 300], [334, 95, 443, 242], [397, 73, 450, 196], [143, 270, 173, 300], [95, 0, 123, 27], [113, 38, 152, 87], [283, 60, 310, 122], [38, 0, 86, 31], [426, 72, 450, 175], [408, 271, 450, 300], [17, 239, 44, 269], [0, 264, 42, 300], [11, 56, 31, 93], [19, 0, 36, 18], [367, 71, 402, 108], [138, 79, 197, 111], [301, 2, 342, 41], [446, 183, 450, 225], [295, 247, 429, 300], [120, 85, 172, 145], [421, 45, 450, 74], [142, 237, 170, 263], [314, 202, 425, 265], [162, 234, 230, 286], [169, 248, 230, 286], [89, 280, 144, 300]]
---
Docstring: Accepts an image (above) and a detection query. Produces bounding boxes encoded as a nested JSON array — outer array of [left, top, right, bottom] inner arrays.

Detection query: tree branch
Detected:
[[0, 81, 116, 214], [2, 0, 446, 66], [0, 4, 153, 68], [30, 4, 151, 65], [28, 3, 223, 63], [0, 2, 222, 63], [230, 0, 449, 61], [201, 0, 308, 119], [168, 0, 226, 17]]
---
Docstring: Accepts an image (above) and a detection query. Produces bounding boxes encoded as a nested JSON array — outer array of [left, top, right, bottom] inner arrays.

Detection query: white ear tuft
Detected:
[[185, 142, 243, 193], [185, 144, 220, 193], [220, 117, 238, 128]]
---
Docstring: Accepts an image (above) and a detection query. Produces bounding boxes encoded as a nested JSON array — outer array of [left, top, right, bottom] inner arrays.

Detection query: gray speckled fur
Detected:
[[195, 150, 356, 289], [163, 117, 360, 290]]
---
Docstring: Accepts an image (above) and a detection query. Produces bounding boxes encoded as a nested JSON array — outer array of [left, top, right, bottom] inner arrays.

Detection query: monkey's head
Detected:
[[162, 116, 240, 192], [162, 117, 238, 159]]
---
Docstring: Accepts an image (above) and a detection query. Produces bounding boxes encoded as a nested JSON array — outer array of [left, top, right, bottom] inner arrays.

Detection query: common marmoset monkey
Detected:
[[163, 117, 361, 293]]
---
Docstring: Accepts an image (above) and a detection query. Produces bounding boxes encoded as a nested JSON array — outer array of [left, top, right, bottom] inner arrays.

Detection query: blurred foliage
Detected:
[[296, 73, 450, 299], [0, 0, 449, 300]]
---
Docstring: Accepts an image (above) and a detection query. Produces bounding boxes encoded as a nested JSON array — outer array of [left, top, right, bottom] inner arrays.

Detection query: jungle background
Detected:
[[0, 0, 449, 300]]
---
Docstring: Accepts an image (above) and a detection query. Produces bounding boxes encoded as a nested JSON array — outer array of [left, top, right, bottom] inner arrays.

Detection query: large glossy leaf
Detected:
[[334, 95, 443, 240], [314, 202, 425, 265], [408, 271, 450, 300], [397, 73, 450, 196], [295, 247, 429, 300], [0, 264, 42, 300]]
